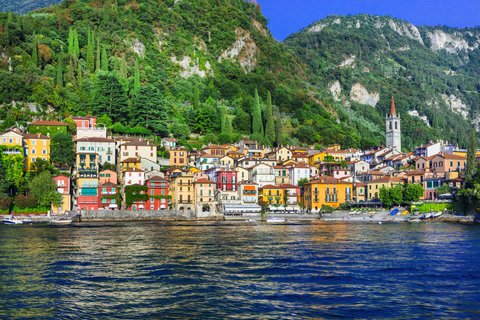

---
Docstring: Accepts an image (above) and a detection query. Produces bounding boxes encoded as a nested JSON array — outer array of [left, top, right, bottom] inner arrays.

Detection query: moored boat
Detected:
[[3, 217, 24, 225], [49, 219, 73, 225], [266, 217, 286, 224]]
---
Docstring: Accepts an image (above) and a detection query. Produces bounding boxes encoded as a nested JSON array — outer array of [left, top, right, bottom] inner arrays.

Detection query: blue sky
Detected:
[[257, 0, 480, 40]]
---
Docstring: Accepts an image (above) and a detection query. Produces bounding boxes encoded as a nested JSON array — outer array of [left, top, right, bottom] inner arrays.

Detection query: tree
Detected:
[[101, 46, 109, 71], [466, 130, 478, 182], [170, 123, 191, 140], [298, 178, 309, 188], [264, 91, 275, 145], [86, 28, 95, 73], [380, 185, 403, 208], [28, 171, 61, 208], [95, 72, 129, 121], [95, 36, 101, 73], [404, 183, 424, 203], [252, 88, 263, 136], [73, 28, 80, 59], [67, 27, 74, 56], [51, 132, 75, 168], [130, 85, 169, 135], [97, 114, 113, 127], [133, 58, 140, 92], [29, 158, 57, 176]]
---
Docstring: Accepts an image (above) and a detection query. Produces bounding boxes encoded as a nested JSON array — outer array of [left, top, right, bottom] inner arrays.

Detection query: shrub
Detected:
[[14, 194, 38, 209]]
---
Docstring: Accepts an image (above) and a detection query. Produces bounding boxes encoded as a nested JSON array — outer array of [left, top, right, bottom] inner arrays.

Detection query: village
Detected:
[[0, 98, 470, 219]]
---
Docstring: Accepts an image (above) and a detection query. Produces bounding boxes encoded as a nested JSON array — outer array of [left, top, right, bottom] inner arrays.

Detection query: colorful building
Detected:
[[98, 182, 118, 210], [303, 176, 353, 211], [52, 175, 71, 214], [0, 130, 23, 147], [146, 177, 169, 210], [170, 147, 188, 166], [23, 133, 50, 170]]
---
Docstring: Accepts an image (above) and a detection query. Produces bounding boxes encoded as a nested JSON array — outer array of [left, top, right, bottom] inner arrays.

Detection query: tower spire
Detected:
[[390, 96, 397, 117]]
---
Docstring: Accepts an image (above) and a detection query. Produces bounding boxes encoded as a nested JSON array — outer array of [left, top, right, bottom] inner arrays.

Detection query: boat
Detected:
[[266, 217, 286, 224], [49, 219, 73, 225], [3, 217, 24, 225]]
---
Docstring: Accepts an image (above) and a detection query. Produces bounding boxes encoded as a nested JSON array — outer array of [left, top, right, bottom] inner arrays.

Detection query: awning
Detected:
[[109, 204, 118, 209]]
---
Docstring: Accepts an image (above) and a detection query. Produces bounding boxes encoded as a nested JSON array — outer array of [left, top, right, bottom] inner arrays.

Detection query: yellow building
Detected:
[[303, 176, 353, 211], [169, 173, 195, 214], [260, 185, 284, 205], [23, 133, 50, 170], [170, 147, 188, 166], [366, 177, 404, 200], [120, 157, 141, 172], [0, 130, 23, 147], [308, 151, 330, 166]]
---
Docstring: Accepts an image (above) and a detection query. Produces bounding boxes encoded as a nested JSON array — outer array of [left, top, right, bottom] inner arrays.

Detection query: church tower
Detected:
[[386, 96, 401, 151]]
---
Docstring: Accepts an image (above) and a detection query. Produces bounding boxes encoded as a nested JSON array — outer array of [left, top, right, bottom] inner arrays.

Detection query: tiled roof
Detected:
[[23, 133, 49, 139]]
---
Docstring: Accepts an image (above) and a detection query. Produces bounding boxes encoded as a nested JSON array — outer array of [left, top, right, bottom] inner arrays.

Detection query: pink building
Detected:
[[52, 175, 71, 213], [99, 170, 118, 185]]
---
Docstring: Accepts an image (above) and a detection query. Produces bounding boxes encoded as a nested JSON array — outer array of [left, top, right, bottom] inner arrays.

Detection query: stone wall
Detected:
[[79, 210, 188, 221]]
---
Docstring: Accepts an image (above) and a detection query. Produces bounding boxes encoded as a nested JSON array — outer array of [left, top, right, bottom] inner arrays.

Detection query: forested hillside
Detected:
[[1, 4, 479, 149], [285, 15, 480, 149], [0, 0, 365, 149]]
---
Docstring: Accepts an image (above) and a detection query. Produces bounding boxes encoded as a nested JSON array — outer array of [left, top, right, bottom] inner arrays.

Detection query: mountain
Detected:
[[0, 0, 61, 13], [284, 15, 480, 149], [0, 0, 363, 148]]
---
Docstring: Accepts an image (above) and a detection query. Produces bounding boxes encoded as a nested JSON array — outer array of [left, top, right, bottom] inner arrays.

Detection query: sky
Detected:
[[257, 0, 480, 41]]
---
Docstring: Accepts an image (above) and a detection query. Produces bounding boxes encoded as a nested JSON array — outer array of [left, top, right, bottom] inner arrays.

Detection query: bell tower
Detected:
[[386, 96, 401, 151]]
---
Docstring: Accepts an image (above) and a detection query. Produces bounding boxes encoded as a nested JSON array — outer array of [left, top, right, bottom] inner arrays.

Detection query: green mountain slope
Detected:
[[0, 0, 363, 148], [0, 0, 61, 13], [284, 15, 480, 149]]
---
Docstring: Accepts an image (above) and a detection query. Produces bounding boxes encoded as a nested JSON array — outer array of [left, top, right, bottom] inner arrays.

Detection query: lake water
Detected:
[[1, 222, 480, 319]]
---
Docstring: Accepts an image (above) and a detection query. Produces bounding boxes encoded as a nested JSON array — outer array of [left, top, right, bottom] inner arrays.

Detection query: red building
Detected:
[[72, 116, 97, 128], [77, 195, 99, 211], [146, 177, 169, 210], [52, 175, 71, 213], [214, 169, 237, 192], [98, 182, 118, 210]]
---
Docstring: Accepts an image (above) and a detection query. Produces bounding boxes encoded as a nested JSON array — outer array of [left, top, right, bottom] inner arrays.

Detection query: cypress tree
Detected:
[[220, 106, 227, 134], [67, 28, 74, 56], [133, 58, 140, 92], [95, 36, 101, 73], [119, 55, 128, 79], [101, 46, 108, 71], [466, 130, 478, 182], [77, 59, 82, 85], [73, 28, 80, 59], [252, 88, 263, 136], [264, 91, 275, 145], [86, 28, 95, 73]]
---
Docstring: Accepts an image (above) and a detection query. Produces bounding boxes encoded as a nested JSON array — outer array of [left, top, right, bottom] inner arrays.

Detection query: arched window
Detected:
[[389, 121, 392, 130], [395, 121, 398, 130]]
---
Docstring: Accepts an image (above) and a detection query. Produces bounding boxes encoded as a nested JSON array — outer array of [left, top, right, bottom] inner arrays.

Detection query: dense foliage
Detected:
[[285, 15, 480, 149], [0, 1, 385, 148]]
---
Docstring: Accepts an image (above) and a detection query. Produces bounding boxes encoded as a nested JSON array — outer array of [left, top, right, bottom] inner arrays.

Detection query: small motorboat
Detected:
[[3, 217, 24, 225], [266, 217, 286, 224], [49, 219, 73, 225]]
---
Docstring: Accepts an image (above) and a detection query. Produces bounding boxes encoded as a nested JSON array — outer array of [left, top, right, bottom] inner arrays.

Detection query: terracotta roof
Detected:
[[99, 182, 117, 187], [163, 138, 176, 142], [435, 153, 466, 160], [30, 120, 67, 126], [405, 170, 426, 176], [307, 176, 341, 184], [72, 116, 95, 120], [121, 140, 155, 147], [23, 133, 49, 140], [146, 176, 167, 182], [369, 177, 404, 184], [390, 96, 397, 117], [261, 184, 282, 190], [194, 178, 215, 184], [121, 157, 140, 163], [124, 168, 144, 173]]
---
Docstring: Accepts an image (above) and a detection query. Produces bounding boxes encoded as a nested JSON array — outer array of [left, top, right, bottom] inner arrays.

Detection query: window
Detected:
[[32, 149, 36, 154], [32, 140, 36, 146]]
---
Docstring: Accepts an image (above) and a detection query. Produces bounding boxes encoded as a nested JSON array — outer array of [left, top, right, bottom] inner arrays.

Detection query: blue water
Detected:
[[1, 222, 480, 319]]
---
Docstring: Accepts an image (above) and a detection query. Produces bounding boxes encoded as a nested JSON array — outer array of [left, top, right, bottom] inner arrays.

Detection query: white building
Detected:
[[287, 164, 311, 186], [119, 140, 157, 164], [250, 163, 275, 188], [123, 168, 145, 186], [76, 137, 116, 166]]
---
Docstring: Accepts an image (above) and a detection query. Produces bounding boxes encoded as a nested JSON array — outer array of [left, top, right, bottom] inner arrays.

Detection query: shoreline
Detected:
[[2, 212, 478, 225]]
